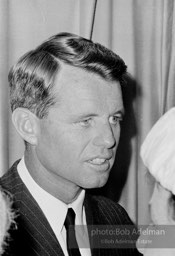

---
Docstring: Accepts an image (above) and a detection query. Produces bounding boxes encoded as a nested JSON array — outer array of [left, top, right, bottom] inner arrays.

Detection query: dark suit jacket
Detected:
[[0, 160, 141, 256]]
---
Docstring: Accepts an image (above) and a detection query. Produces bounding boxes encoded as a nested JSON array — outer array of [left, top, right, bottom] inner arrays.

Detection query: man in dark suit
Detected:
[[0, 33, 141, 255]]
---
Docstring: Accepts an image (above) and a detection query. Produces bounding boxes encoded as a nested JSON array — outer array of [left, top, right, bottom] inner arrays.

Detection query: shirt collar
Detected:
[[68, 187, 85, 225]]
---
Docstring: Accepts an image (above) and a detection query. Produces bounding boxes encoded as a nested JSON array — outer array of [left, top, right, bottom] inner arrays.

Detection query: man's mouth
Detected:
[[88, 158, 107, 165]]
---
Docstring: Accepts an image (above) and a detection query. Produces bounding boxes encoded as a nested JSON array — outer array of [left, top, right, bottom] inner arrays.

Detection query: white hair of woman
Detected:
[[137, 108, 175, 256]]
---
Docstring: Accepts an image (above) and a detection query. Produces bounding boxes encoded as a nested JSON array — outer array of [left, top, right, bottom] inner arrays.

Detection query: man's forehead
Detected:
[[54, 64, 122, 98], [54, 64, 91, 87]]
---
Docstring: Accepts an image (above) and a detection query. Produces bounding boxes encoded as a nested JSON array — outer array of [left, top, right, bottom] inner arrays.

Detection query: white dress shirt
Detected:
[[17, 157, 91, 256]]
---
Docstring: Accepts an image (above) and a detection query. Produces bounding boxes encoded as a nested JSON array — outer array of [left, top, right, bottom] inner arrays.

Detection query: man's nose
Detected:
[[92, 123, 117, 149]]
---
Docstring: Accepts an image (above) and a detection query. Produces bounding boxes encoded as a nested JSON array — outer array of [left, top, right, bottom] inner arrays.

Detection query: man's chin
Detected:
[[81, 174, 110, 189]]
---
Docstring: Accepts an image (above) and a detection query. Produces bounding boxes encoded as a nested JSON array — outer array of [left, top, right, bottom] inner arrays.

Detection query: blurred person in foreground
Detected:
[[137, 107, 175, 256], [0, 189, 16, 255], [0, 32, 141, 256]]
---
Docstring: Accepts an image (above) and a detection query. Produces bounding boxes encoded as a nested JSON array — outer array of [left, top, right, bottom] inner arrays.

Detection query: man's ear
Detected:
[[12, 108, 40, 146]]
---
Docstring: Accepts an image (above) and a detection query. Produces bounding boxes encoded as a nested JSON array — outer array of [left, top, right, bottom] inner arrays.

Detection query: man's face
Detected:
[[36, 65, 124, 190]]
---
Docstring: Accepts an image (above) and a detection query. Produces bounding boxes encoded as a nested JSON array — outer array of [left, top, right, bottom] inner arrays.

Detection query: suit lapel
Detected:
[[84, 193, 108, 256], [1, 162, 65, 256], [84, 193, 123, 256], [19, 183, 65, 256]]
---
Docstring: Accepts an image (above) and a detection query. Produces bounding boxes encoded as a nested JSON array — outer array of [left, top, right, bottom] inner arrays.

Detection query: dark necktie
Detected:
[[64, 208, 81, 256]]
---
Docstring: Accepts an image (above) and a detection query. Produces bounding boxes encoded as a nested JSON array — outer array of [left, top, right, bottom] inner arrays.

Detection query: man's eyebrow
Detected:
[[113, 109, 125, 116], [73, 113, 98, 119], [73, 109, 125, 119]]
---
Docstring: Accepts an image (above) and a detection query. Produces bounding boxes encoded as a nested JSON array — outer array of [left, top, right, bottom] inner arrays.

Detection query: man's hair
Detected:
[[9, 32, 127, 118]]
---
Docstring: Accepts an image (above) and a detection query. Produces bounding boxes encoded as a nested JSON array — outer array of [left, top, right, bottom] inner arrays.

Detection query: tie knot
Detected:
[[64, 208, 76, 230]]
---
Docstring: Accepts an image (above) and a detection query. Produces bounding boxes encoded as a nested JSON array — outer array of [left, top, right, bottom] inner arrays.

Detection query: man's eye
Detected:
[[109, 116, 123, 125], [78, 118, 92, 127]]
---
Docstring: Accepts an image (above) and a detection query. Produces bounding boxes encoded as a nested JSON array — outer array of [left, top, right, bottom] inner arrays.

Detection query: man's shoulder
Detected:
[[0, 159, 21, 193], [86, 194, 142, 255], [90, 194, 124, 211], [85, 193, 134, 225]]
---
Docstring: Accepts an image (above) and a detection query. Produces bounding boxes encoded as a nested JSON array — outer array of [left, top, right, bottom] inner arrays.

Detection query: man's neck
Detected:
[[24, 149, 82, 204]]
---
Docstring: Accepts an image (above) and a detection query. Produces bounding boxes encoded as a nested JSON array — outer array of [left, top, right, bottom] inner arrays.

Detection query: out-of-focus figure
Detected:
[[0, 190, 16, 255], [137, 107, 175, 256]]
